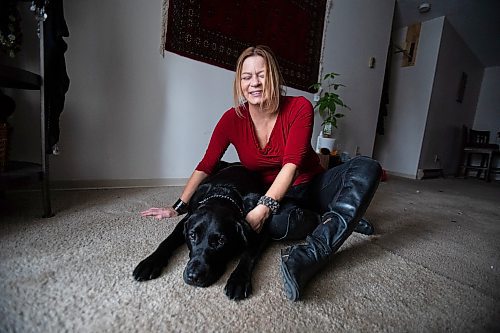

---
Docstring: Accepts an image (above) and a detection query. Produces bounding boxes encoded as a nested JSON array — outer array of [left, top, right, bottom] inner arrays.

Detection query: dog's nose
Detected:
[[184, 260, 208, 286], [185, 270, 204, 285]]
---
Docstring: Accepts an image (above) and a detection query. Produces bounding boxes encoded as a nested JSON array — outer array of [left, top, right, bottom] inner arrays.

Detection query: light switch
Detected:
[[369, 57, 376, 68]]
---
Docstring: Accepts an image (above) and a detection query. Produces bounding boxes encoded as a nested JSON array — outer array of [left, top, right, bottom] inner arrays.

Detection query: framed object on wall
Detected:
[[402, 22, 421, 67]]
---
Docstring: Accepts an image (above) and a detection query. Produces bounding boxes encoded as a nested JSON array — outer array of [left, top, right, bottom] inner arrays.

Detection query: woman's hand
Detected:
[[245, 204, 271, 233], [140, 207, 178, 220]]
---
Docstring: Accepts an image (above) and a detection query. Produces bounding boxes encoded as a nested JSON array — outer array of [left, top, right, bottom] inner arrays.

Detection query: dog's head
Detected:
[[182, 204, 253, 287]]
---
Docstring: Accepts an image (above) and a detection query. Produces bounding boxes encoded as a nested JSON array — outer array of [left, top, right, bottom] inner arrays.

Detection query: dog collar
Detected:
[[198, 194, 244, 217]]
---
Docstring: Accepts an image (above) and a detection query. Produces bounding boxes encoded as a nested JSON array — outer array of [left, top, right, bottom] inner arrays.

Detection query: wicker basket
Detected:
[[0, 122, 9, 172]]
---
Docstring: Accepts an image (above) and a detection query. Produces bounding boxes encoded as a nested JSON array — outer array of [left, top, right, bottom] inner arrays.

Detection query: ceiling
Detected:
[[395, 0, 500, 67]]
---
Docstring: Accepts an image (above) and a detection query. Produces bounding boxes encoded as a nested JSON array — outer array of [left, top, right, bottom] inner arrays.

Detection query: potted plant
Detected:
[[311, 72, 350, 138]]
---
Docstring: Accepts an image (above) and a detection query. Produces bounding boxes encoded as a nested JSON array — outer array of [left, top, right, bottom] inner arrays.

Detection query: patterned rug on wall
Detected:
[[161, 0, 328, 92]]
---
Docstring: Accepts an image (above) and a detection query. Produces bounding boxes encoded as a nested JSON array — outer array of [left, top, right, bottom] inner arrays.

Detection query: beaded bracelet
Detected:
[[172, 198, 188, 215], [257, 195, 280, 214]]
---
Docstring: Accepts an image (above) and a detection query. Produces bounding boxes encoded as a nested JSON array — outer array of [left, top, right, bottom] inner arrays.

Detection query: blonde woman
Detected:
[[142, 45, 381, 301]]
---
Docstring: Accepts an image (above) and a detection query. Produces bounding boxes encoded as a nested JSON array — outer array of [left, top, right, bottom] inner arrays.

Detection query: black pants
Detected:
[[267, 156, 381, 240]]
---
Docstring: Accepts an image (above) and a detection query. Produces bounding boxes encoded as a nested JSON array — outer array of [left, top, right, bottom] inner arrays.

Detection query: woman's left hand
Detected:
[[245, 204, 271, 233]]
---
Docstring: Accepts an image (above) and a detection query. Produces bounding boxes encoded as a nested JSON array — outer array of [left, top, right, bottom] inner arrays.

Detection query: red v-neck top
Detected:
[[196, 96, 324, 186]]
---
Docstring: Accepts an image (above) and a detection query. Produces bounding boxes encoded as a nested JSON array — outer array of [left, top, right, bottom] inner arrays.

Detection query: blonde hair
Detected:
[[233, 45, 285, 116]]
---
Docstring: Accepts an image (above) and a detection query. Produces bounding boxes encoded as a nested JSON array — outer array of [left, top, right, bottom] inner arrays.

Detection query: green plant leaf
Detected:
[[332, 83, 345, 90], [309, 82, 321, 92], [324, 72, 340, 80], [316, 72, 348, 127]]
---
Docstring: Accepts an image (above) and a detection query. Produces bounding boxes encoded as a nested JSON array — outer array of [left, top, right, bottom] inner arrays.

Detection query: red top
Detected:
[[196, 96, 324, 186]]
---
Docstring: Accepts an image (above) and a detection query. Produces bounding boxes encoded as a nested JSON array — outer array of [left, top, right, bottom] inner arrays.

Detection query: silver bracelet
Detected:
[[257, 195, 280, 214]]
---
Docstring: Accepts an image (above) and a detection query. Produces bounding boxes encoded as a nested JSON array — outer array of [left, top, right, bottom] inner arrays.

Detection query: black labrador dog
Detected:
[[133, 163, 269, 300]]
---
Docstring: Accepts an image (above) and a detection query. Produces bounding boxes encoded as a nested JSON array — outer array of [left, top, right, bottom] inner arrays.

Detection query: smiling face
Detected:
[[233, 46, 284, 116], [240, 55, 267, 107]]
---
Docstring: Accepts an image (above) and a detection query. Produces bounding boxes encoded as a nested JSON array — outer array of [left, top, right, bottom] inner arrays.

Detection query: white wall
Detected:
[[474, 66, 500, 179], [54, 0, 242, 181], [321, 0, 395, 157], [6, 0, 394, 185], [374, 17, 444, 178], [474, 66, 500, 142], [418, 19, 484, 175]]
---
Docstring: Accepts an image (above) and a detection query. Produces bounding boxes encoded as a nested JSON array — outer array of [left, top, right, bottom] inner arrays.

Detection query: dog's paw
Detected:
[[224, 272, 252, 301], [133, 254, 166, 281]]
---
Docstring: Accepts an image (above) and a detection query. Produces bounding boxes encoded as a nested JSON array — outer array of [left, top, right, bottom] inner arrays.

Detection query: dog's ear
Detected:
[[242, 192, 261, 214], [235, 220, 252, 245], [182, 213, 194, 237], [189, 184, 211, 211], [236, 222, 248, 245]]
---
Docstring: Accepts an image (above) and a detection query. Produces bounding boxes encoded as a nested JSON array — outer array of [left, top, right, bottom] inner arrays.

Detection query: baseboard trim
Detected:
[[385, 170, 417, 179], [51, 178, 189, 190]]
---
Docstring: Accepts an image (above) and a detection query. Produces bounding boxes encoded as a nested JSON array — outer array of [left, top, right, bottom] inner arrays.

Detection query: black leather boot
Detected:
[[283, 208, 322, 240], [280, 157, 381, 301], [354, 218, 375, 235], [282, 209, 375, 238]]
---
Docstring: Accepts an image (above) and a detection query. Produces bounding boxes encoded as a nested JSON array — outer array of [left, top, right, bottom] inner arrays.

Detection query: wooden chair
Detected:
[[461, 127, 499, 181]]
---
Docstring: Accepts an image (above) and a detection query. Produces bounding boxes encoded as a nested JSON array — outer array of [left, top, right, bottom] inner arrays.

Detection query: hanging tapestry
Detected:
[[161, 0, 328, 92]]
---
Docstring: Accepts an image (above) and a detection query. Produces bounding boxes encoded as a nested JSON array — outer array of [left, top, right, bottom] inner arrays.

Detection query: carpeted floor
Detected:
[[1, 176, 499, 332]]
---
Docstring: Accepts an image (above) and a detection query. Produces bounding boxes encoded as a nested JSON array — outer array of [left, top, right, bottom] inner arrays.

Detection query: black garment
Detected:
[[267, 183, 319, 240], [43, 0, 69, 152], [279, 156, 382, 301], [267, 156, 380, 240]]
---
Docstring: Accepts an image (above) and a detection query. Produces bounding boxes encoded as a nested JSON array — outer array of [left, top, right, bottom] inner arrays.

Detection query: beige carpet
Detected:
[[1, 176, 499, 332]]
